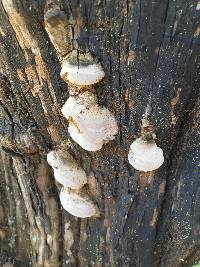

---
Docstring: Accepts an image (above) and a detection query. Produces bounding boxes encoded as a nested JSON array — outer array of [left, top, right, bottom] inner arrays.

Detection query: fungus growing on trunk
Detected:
[[61, 92, 118, 151], [60, 188, 100, 218], [128, 138, 164, 172], [60, 50, 105, 86], [128, 118, 164, 172], [47, 148, 87, 190]]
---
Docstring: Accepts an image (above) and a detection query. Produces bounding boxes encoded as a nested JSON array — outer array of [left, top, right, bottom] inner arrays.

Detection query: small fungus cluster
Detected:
[[61, 91, 118, 151], [44, 3, 165, 219], [47, 148, 99, 218], [55, 49, 118, 214], [44, 5, 103, 218], [47, 148, 87, 189], [60, 51, 118, 151]]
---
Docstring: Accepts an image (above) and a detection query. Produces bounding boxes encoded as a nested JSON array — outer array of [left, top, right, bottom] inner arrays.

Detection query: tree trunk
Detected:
[[0, 0, 199, 266]]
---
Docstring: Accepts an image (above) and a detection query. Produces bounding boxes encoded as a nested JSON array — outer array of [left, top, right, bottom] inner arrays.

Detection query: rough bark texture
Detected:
[[0, 0, 200, 266]]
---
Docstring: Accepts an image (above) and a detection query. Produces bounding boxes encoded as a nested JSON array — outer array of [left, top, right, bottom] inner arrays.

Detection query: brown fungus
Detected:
[[44, 3, 72, 56]]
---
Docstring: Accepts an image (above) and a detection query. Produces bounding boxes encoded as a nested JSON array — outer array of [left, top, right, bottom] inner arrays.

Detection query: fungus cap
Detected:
[[60, 51, 105, 86], [60, 188, 99, 218], [53, 167, 87, 189], [47, 149, 74, 169], [128, 138, 164, 172], [61, 93, 118, 151], [47, 149, 87, 189], [61, 92, 98, 119], [68, 123, 104, 151]]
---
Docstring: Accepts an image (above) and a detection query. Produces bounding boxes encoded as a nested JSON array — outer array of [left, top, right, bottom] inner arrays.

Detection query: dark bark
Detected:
[[0, 0, 199, 266]]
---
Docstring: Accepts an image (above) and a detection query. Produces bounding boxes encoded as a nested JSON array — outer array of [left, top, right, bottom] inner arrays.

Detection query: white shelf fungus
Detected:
[[128, 138, 164, 172], [61, 92, 118, 151], [47, 149, 87, 190], [60, 188, 99, 218], [60, 51, 105, 86]]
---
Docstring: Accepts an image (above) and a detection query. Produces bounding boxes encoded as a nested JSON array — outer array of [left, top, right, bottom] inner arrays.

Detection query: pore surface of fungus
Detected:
[[60, 50, 105, 86], [128, 138, 164, 172], [60, 188, 99, 218], [47, 149, 87, 190], [61, 92, 118, 151]]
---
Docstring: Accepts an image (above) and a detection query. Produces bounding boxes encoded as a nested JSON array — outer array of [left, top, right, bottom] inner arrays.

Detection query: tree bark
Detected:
[[0, 0, 199, 267]]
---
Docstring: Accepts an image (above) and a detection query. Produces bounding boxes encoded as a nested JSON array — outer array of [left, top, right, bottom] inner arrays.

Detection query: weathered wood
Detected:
[[0, 0, 199, 266]]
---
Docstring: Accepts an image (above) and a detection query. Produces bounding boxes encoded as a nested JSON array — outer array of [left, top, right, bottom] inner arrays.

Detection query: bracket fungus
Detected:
[[61, 92, 118, 151], [47, 149, 87, 190], [60, 50, 105, 86], [128, 137, 164, 172], [60, 188, 100, 218], [128, 117, 164, 172]]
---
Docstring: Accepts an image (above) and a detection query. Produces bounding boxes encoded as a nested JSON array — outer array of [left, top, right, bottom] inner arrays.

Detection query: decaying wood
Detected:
[[0, 0, 199, 267]]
